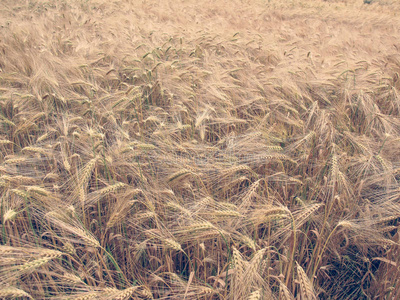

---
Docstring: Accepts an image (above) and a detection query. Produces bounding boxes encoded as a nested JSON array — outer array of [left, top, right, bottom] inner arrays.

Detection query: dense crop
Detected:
[[1, 0, 400, 299]]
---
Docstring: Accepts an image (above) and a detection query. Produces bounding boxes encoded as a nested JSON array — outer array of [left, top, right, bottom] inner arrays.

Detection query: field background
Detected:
[[1, 0, 400, 299]]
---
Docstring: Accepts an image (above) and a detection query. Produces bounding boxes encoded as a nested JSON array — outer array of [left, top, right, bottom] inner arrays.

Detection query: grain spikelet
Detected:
[[19, 256, 56, 271], [37, 132, 51, 143], [0, 116, 15, 127], [5, 157, 26, 164], [163, 238, 183, 251], [62, 241, 76, 255], [72, 292, 97, 300], [79, 156, 98, 187], [214, 209, 241, 218], [238, 234, 257, 251], [22, 146, 48, 155], [232, 247, 246, 277], [247, 248, 266, 277], [4, 175, 36, 184], [10, 188, 28, 198], [3, 209, 18, 222], [0, 287, 33, 299], [197, 286, 215, 296], [62, 272, 84, 284], [293, 203, 323, 226], [221, 175, 249, 193], [221, 164, 254, 177], [251, 206, 289, 225], [220, 202, 239, 211], [104, 286, 138, 300], [0, 246, 15, 255], [248, 289, 261, 300], [140, 286, 153, 299], [78, 186, 85, 207], [377, 215, 400, 224], [331, 154, 339, 180], [27, 185, 50, 196], [336, 220, 353, 229], [375, 154, 390, 170], [70, 226, 100, 248], [279, 279, 294, 300], [0, 248, 63, 284], [136, 211, 157, 221], [45, 213, 100, 248], [189, 221, 216, 231], [46, 211, 71, 223], [135, 143, 157, 150], [98, 182, 126, 195], [286, 131, 315, 153], [296, 262, 317, 300], [258, 153, 295, 164], [167, 169, 193, 184], [167, 201, 192, 215], [240, 179, 262, 209], [106, 199, 136, 229], [63, 155, 71, 172], [266, 145, 283, 151]]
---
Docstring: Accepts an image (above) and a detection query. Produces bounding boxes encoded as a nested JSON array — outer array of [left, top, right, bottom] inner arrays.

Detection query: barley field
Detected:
[[1, 0, 400, 299]]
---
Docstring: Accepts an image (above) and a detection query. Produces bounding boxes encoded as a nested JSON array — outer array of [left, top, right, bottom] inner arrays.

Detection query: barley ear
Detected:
[[296, 262, 317, 300], [279, 279, 294, 300], [232, 247, 245, 278], [0, 287, 33, 299], [248, 289, 261, 300]]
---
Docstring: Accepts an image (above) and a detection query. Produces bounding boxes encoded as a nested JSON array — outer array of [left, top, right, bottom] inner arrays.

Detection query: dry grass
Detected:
[[1, 0, 400, 298]]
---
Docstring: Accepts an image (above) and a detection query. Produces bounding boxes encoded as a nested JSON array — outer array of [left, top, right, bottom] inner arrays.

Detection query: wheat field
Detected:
[[1, 0, 400, 299]]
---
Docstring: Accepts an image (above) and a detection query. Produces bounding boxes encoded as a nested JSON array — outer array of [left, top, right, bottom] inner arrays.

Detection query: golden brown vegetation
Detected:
[[1, 0, 400, 298]]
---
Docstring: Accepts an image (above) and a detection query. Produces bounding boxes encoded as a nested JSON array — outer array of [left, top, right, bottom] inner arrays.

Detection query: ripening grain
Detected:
[[1, 0, 400, 299]]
